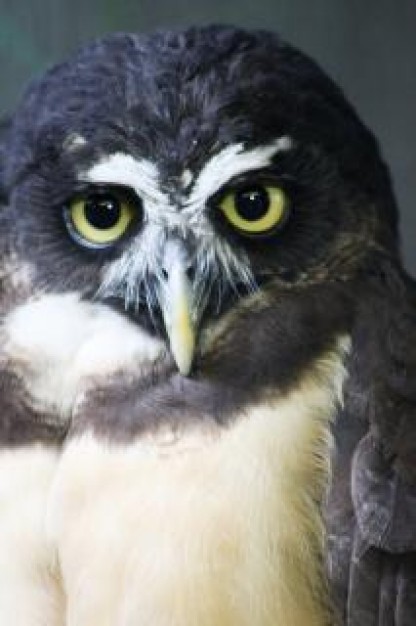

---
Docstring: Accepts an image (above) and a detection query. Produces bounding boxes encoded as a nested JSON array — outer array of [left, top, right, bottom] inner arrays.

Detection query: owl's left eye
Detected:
[[64, 188, 140, 248], [217, 184, 289, 236]]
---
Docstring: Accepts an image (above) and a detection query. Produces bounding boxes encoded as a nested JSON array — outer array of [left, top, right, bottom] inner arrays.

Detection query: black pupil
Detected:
[[235, 187, 270, 221], [84, 195, 121, 229]]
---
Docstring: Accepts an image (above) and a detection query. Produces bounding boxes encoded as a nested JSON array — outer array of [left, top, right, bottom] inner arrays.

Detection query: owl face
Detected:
[[0, 27, 399, 437]]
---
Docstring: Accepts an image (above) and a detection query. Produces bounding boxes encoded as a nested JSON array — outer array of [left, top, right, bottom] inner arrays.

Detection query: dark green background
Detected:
[[1, 0, 415, 272]]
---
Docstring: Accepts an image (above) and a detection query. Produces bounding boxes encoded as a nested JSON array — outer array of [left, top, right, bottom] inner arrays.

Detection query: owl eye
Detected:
[[64, 188, 140, 248], [218, 185, 289, 235]]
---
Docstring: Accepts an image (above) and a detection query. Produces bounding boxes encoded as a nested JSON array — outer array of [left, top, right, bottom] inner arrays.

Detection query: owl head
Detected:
[[0, 25, 405, 439]]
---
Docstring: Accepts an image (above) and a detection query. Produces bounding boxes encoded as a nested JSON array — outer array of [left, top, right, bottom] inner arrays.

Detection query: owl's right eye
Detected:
[[63, 188, 141, 248], [216, 184, 289, 237]]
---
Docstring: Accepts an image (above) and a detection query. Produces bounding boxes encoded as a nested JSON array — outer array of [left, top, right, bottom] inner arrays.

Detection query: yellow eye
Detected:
[[65, 189, 139, 247], [218, 185, 288, 235]]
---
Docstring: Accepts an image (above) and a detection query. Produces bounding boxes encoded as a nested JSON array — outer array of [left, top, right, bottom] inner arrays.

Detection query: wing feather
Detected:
[[327, 258, 416, 625]]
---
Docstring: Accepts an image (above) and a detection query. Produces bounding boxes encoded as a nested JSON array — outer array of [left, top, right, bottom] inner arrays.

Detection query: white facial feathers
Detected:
[[81, 138, 293, 313]]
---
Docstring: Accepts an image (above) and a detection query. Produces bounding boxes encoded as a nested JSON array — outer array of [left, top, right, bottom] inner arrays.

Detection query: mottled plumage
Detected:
[[0, 25, 415, 626]]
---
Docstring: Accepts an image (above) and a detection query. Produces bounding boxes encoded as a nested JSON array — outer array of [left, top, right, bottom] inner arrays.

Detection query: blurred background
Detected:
[[0, 0, 415, 273]]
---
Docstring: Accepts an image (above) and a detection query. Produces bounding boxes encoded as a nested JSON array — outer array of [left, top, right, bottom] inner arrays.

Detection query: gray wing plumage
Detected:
[[328, 417, 416, 626], [327, 257, 416, 626]]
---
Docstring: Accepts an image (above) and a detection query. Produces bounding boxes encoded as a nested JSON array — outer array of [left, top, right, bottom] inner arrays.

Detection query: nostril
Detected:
[[186, 266, 196, 282], [160, 239, 196, 283], [160, 266, 195, 283]]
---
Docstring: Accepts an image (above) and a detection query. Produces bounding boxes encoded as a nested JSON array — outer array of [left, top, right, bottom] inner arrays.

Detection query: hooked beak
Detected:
[[159, 241, 196, 376]]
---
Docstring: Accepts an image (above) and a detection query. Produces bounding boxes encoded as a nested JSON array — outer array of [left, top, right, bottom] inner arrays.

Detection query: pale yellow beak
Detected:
[[160, 242, 195, 376]]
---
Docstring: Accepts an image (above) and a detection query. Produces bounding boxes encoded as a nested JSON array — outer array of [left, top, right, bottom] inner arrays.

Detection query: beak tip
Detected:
[[171, 337, 195, 377], [177, 362, 193, 377]]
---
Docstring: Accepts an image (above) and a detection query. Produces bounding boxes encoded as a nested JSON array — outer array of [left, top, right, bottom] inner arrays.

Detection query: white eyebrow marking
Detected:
[[81, 153, 168, 205], [79, 136, 292, 230], [184, 136, 293, 216]]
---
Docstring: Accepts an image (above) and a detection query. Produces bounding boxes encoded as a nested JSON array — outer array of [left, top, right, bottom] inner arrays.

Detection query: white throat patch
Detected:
[[1, 293, 165, 419]]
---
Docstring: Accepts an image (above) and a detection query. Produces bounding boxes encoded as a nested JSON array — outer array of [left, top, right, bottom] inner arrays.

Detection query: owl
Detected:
[[0, 25, 415, 626]]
